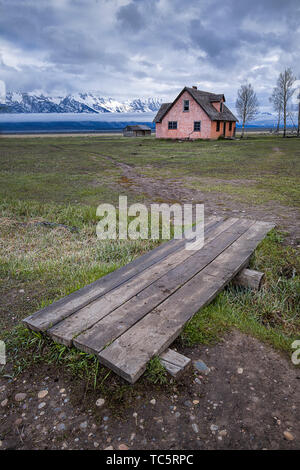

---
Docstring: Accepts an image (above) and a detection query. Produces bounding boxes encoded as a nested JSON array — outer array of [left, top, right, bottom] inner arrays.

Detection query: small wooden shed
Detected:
[[123, 125, 151, 137]]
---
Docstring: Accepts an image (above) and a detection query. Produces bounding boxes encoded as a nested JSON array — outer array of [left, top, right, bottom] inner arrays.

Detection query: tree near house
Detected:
[[235, 84, 259, 138], [276, 68, 296, 137], [269, 86, 283, 133]]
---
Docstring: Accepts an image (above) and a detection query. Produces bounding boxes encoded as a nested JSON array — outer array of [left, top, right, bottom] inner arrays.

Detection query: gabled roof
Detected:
[[153, 87, 238, 123], [153, 102, 173, 123]]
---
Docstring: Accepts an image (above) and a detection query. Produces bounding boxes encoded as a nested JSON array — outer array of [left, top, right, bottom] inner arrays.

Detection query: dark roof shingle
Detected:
[[124, 125, 151, 131], [153, 103, 172, 123]]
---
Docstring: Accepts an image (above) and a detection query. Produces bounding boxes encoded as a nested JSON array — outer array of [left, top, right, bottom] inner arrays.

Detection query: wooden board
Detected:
[[23, 215, 222, 332], [48, 217, 239, 346], [159, 348, 191, 378], [73, 218, 254, 354], [98, 221, 274, 383]]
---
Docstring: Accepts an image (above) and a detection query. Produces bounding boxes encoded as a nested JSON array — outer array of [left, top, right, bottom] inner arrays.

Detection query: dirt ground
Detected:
[[0, 330, 299, 450]]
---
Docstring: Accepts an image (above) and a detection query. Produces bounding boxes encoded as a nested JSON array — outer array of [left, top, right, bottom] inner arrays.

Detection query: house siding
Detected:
[[210, 121, 236, 139], [155, 91, 212, 139]]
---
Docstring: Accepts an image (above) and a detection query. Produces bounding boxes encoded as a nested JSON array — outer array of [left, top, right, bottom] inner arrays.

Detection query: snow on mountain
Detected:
[[5, 93, 296, 128], [3, 92, 163, 114], [245, 110, 297, 127]]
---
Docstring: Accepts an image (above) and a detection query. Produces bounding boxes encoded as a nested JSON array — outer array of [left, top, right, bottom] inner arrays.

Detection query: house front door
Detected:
[[223, 122, 226, 137]]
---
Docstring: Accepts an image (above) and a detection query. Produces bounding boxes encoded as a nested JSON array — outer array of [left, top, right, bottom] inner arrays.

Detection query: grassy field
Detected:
[[0, 134, 299, 388], [99, 135, 300, 207], [1, 134, 300, 207]]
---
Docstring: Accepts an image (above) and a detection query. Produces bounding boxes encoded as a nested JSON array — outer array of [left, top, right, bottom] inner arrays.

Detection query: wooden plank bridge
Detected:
[[23, 216, 274, 383]]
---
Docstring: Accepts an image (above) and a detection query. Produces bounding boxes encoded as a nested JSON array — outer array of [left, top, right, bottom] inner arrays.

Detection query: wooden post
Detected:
[[233, 268, 265, 290]]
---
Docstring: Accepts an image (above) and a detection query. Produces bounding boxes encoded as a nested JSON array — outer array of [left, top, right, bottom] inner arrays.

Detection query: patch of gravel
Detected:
[[0, 330, 299, 450]]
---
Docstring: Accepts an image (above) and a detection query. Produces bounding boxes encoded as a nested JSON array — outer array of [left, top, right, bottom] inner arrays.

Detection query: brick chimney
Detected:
[[192, 86, 197, 90]]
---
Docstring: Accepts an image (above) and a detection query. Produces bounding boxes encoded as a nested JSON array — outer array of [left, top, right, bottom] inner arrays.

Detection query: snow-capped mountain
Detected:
[[244, 110, 297, 127], [3, 92, 163, 114]]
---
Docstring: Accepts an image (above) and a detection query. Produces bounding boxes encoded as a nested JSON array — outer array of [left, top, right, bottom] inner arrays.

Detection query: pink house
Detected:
[[154, 86, 238, 140]]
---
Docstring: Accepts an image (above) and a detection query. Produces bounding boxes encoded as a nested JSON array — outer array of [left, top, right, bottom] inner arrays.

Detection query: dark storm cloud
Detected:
[[116, 2, 144, 31], [0, 0, 299, 104], [0, 1, 60, 50]]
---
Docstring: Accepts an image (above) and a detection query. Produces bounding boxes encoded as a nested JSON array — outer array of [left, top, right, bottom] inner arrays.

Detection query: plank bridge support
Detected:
[[233, 268, 265, 290]]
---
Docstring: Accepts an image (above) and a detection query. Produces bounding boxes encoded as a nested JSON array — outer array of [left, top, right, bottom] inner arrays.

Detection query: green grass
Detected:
[[0, 205, 159, 333], [97, 134, 299, 207], [1, 135, 300, 208], [0, 135, 299, 390], [0, 136, 142, 207]]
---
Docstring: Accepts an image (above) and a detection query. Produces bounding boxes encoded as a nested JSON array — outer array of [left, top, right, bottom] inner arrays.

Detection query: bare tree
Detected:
[[269, 87, 283, 133], [235, 84, 259, 138], [276, 68, 296, 137]]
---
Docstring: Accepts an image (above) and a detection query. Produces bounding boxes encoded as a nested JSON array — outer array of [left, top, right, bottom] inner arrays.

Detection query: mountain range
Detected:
[[2, 92, 297, 129], [3, 92, 163, 114]]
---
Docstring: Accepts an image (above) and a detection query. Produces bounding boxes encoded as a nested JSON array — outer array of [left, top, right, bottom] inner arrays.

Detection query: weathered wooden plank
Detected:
[[204, 221, 275, 278], [159, 361, 182, 378], [233, 268, 265, 290], [159, 348, 191, 378], [73, 218, 255, 354], [98, 221, 275, 383], [98, 274, 219, 383], [49, 217, 240, 346], [23, 215, 222, 332], [159, 348, 191, 370]]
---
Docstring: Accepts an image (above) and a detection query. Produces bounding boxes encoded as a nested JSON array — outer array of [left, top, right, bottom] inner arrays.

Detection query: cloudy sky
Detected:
[[0, 0, 299, 108]]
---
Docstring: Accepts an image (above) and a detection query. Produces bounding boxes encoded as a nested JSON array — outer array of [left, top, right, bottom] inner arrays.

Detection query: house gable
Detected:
[[154, 86, 237, 124], [155, 90, 213, 139]]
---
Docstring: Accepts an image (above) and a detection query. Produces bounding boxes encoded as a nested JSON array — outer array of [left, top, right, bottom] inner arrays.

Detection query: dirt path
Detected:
[[1, 330, 299, 450], [100, 154, 300, 246]]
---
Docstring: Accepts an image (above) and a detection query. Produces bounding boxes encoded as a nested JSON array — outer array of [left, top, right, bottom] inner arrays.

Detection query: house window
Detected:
[[183, 100, 189, 111], [194, 121, 201, 132], [220, 102, 223, 112], [229, 122, 232, 131], [168, 121, 177, 130], [216, 121, 220, 132]]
